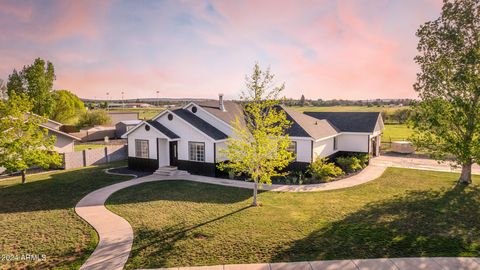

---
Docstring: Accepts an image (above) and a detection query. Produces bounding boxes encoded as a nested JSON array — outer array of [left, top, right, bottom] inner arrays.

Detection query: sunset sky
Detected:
[[0, 0, 442, 100]]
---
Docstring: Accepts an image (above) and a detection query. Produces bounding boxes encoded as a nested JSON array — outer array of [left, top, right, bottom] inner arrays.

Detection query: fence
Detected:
[[62, 145, 127, 170]]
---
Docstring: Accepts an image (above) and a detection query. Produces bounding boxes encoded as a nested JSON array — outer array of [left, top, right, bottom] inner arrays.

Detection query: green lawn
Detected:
[[108, 107, 165, 120], [382, 124, 414, 142], [107, 168, 480, 269], [0, 162, 131, 269], [74, 144, 107, 151]]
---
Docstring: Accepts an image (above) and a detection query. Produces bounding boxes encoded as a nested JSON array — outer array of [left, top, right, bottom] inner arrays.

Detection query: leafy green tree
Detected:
[[0, 93, 62, 184], [300, 94, 306, 107], [7, 58, 55, 116], [50, 90, 86, 123], [76, 110, 111, 129], [218, 64, 295, 206], [411, 0, 480, 184]]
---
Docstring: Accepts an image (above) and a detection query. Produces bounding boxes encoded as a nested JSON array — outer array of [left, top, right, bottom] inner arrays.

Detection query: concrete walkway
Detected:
[[75, 158, 479, 270], [372, 155, 480, 175], [142, 257, 480, 270]]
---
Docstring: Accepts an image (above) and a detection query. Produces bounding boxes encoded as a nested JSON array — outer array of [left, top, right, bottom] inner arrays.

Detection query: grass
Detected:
[[382, 124, 414, 142], [0, 161, 132, 269], [74, 144, 107, 151], [107, 168, 480, 269], [108, 107, 165, 120]]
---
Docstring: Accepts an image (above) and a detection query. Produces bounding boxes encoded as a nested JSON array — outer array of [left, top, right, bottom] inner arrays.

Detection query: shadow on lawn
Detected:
[[107, 180, 259, 205], [272, 185, 480, 262], [127, 206, 251, 269], [0, 164, 131, 214]]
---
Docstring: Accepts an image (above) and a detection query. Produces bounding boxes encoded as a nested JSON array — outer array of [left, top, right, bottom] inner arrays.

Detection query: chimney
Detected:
[[219, 93, 226, 112]]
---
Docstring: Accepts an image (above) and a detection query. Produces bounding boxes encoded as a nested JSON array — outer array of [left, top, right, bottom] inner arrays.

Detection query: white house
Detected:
[[41, 119, 81, 153], [122, 95, 384, 176]]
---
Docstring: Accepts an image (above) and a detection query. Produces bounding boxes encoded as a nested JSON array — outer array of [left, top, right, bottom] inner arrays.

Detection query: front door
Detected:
[[169, 141, 178, 166]]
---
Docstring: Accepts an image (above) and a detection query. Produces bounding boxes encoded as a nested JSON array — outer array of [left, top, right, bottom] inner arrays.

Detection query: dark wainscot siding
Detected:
[[177, 160, 216, 177], [128, 157, 159, 172]]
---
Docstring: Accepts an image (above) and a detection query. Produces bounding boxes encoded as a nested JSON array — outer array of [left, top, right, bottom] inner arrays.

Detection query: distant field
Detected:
[[292, 105, 409, 114], [108, 107, 165, 120], [382, 124, 414, 142]]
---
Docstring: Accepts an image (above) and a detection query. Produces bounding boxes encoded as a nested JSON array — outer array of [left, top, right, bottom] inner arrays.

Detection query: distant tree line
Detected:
[[283, 97, 416, 107]]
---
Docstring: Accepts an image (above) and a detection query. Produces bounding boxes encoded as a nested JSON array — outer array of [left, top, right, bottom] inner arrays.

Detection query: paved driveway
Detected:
[[372, 155, 480, 175]]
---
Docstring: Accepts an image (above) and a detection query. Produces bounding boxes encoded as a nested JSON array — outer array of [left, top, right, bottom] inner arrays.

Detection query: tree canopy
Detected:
[[50, 90, 86, 123], [0, 93, 62, 184], [218, 64, 294, 206], [411, 0, 480, 184], [76, 110, 111, 129], [7, 58, 55, 117]]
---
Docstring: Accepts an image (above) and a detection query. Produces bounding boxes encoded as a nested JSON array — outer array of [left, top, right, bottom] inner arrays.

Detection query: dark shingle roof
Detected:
[[280, 106, 339, 139], [146, 120, 180, 139], [172, 109, 228, 140], [195, 100, 247, 129], [304, 112, 382, 133]]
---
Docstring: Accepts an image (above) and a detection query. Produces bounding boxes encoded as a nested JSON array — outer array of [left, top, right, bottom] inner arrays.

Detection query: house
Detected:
[[107, 111, 140, 126], [122, 95, 384, 176], [41, 119, 81, 153], [115, 120, 142, 138]]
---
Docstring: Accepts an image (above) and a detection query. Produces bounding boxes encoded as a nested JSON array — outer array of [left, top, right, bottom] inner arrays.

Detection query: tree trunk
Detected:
[[21, 169, 26, 184], [458, 161, 472, 185], [252, 178, 258, 206]]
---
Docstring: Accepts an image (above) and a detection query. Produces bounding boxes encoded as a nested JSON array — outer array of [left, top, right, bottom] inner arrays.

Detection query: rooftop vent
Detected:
[[219, 93, 226, 112]]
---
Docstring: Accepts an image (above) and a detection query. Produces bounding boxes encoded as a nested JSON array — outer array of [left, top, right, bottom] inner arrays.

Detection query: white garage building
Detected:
[[122, 96, 383, 176]]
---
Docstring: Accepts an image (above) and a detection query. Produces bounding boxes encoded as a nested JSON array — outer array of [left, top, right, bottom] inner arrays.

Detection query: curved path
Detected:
[[76, 165, 386, 270], [75, 163, 477, 269]]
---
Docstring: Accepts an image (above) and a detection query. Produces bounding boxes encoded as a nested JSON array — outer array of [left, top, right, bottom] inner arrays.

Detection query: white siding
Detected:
[[127, 123, 158, 159], [185, 104, 234, 136], [157, 113, 215, 163], [50, 131, 75, 153], [312, 137, 338, 160], [293, 139, 312, 163], [338, 133, 369, 153]]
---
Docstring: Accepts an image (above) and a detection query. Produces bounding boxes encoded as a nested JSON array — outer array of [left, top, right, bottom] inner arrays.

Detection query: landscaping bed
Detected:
[[107, 168, 480, 269], [272, 153, 370, 185]]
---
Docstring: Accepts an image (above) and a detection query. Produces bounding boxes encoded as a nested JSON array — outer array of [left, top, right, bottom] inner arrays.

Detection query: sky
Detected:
[[0, 0, 443, 100]]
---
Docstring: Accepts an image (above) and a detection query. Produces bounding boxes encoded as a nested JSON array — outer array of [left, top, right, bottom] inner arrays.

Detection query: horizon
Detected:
[[1, 0, 442, 100]]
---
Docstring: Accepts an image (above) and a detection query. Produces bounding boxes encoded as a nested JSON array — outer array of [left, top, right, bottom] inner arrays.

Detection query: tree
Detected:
[[50, 90, 86, 123], [411, 0, 480, 184], [7, 58, 55, 116], [391, 108, 412, 124], [218, 64, 295, 206], [0, 93, 62, 184], [300, 94, 306, 107], [76, 110, 111, 129]]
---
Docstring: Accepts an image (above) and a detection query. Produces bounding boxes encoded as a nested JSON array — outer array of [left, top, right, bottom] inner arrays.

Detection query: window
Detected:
[[333, 136, 338, 151], [287, 141, 297, 161], [135, 139, 149, 158], [189, 142, 205, 162]]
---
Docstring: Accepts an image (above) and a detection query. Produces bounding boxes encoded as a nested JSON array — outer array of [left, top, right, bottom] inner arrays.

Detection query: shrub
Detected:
[[76, 110, 111, 129], [336, 156, 363, 173], [307, 158, 344, 182], [356, 153, 370, 168]]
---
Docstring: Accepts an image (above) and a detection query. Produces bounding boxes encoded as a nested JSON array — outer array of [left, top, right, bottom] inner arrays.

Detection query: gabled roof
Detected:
[[146, 120, 179, 139], [280, 106, 339, 139], [194, 100, 247, 129], [304, 112, 383, 133], [172, 109, 228, 140], [40, 124, 81, 141]]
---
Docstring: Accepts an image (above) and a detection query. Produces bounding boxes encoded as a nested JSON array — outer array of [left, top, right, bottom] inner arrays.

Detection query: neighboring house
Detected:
[[107, 111, 140, 126], [41, 118, 81, 153], [116, 120, 142, 138], [122, 95, 384, 176]]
